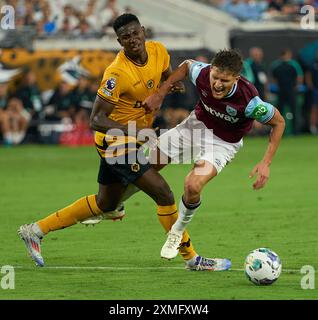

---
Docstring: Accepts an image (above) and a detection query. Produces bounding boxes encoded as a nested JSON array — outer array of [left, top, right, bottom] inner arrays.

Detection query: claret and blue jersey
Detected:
[[189, 61, 275, 143]]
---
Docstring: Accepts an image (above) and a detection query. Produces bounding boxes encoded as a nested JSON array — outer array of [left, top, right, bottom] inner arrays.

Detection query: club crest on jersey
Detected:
[[147, 79, 154, 89], [106, 78, 116, 91], [131, 163, 140, 172], [226, 105, 237, 116]]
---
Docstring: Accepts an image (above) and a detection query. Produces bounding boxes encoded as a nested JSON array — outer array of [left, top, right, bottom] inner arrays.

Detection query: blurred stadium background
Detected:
[[0, 0, 318, 146]]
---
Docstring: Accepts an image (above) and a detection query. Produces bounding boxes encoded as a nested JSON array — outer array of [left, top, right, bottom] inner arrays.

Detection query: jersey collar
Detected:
[[124, 50, 148, 67], [224, 82, 238, 99]]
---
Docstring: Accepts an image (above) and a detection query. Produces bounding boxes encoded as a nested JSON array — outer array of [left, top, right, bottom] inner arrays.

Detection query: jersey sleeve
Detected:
[[189, 61, 210, 85], [97, 68, 128, 104], [245, 96, 275, 123]]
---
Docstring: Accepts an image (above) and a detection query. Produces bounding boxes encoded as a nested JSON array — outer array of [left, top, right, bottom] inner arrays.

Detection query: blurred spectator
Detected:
[[243, 47, 268, 100], [31, 0, 46, 23], [60, 17, 72, 35], [56, 4, 79, 32], [271, 48, 304, 135], [267, 0, 298, 18], [15, 13, 27, 31], [220, 0, 267, 21], [43, 81, 75, 122], [23, 0, 36, 26], [16, 69, 43, 119], [15, 69, 43, 142], [2, 0, 139, 38], [268, 0, 284, 12], [71, 75, 94, 116], [301, 0, 318, 13], [99, 0, 123, 33], [0, 81, 9, 113], [199, 0, 300, 21], [304, 49, 318, 134], [85, 0, 99, 32], [58, 76, 95, 146], [0, 96, 30, 146], [40, 3, 58, 35], [72, 18, 95, 38]]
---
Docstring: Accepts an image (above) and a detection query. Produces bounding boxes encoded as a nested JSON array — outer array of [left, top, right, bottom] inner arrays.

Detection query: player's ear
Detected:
[[141, 26, 146, 36], [235, 75, 240, 82]]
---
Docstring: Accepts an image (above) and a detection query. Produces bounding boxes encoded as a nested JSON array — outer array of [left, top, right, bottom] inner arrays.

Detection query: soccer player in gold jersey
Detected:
[[18, 14, 230, 272]]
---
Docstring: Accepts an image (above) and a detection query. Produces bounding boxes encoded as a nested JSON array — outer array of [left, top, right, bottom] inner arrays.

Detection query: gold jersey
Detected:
[[95, 41, 170, 157]]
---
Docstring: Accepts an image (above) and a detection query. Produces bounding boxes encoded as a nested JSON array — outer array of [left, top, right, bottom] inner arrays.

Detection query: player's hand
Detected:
[[169, 81, 185, 93], [142, 92, 164, 114], [249, 162, 270, 190]]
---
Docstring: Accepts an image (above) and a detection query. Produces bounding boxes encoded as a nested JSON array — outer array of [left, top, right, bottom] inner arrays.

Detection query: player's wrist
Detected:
[[158, 82, 173, 98], [261, 159, 271, 166]]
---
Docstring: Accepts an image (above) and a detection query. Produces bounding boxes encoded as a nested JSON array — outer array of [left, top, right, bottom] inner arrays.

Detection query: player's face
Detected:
[[209, 66, 240, 99], [116, 22, 146, 57]]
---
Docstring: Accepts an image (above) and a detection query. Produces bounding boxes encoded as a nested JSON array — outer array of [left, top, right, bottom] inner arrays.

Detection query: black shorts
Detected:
[[97, 150, 152, 186]]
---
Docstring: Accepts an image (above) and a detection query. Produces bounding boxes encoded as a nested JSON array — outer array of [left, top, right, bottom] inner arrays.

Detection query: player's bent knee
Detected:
[[184, 179, 202, 198]]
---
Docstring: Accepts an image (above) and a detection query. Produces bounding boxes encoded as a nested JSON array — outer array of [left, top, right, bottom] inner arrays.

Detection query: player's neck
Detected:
[[124, 51, 148, 65]]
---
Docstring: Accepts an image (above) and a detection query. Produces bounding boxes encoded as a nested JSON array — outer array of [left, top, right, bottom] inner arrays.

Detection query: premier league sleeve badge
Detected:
[[106, 78, 116, 91]]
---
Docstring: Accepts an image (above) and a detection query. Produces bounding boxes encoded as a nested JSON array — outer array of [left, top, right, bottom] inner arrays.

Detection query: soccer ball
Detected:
[[244, 248, 282, 285]]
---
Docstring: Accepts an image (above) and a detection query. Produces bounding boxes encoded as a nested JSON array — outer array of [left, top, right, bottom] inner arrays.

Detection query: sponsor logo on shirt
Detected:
[[202, 100, 239, 124]]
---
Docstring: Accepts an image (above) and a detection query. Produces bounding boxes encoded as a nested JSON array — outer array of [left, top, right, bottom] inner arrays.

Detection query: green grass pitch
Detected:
[[0, 136, 317, 300]]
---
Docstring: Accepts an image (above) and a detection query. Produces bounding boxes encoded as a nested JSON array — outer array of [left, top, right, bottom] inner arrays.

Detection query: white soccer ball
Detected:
[[244, 248, 282, 285]]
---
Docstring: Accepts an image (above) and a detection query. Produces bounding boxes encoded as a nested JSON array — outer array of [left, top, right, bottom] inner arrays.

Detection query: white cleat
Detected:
[[160, 230, 183, 260], [185, 255, 232, 271], [18, 224, 44, 267], [81, 204, 125, 226]]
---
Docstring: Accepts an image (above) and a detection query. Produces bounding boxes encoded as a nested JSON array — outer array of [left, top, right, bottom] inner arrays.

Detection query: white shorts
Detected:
[[158, 111, 243, 174]]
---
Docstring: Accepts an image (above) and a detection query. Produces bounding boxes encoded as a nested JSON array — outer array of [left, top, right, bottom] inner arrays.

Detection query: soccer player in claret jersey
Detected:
[[18, 14, 230, 271], [143, 49, 286, 260]]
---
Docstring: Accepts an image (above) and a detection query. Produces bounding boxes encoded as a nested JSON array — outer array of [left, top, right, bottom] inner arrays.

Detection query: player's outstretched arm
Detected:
[[161, 65, 185, 94], [142, 60, 193, 113], [249, 108, 285, 190], [90, 96, 129, 135]]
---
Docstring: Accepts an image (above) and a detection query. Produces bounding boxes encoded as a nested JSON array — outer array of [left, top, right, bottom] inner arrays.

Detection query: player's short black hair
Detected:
[[211, 49, 243, 75], [113, 13, 140, 33]]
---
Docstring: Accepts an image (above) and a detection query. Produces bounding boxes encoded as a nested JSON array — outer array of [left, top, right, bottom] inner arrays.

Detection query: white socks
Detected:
[[172, 197, 201, 233]]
